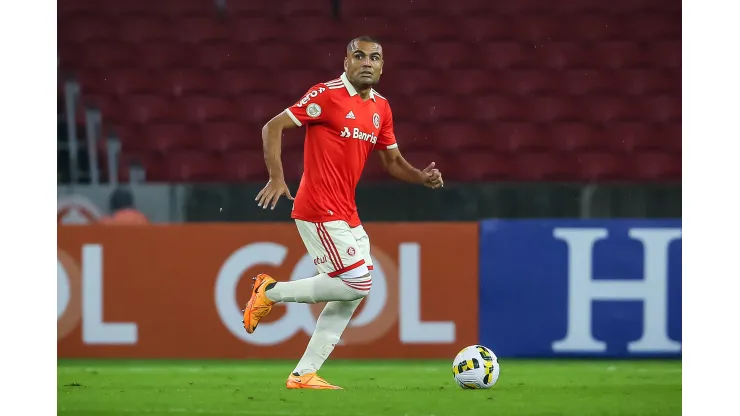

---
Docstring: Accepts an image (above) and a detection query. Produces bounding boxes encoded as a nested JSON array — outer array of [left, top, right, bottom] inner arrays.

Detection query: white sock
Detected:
[[292, 298, 362, 375], [265, 273, 367, 303]]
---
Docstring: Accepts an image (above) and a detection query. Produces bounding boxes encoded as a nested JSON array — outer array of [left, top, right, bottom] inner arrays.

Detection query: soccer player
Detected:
[[243, 36, 444, 390]]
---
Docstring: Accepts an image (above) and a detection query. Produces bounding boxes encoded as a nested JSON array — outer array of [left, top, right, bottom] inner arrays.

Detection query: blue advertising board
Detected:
[[478, 219, 682, 358]]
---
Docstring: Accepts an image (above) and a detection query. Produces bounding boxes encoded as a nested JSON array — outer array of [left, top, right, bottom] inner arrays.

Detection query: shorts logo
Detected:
[[372, 113, 380, 129], [306, 103, 322, 118], [314, 255, 328, 266], [347, 247, 356, 256]]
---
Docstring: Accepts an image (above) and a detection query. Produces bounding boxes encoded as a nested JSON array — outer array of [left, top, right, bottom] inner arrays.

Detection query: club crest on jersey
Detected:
[[372, 113, 380, 129], [306, 103, 322, 118], [339, 127, 377, 144]]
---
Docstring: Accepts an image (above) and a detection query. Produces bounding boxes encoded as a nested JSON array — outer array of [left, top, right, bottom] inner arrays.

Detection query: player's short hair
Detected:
[[346, 36, 382, 53]]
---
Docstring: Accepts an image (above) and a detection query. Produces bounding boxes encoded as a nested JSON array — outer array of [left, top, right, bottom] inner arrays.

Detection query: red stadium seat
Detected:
[[483, 42, 538, 70], [136, 42, 190, 69], [514, 14, 570, 43], [102, 69, 165, 96], [632, 152, 681, 181], [500, 70, 560, 96], [394, 122, 434, 152], [539, 42, 591, 70], [594, 41, 649, 70], [428, 122, 487, 152], [490, 123, 553, 153], [201, 122, 255, 153], [162, 0, 217, 17], [282, 17, 343, 44], [474, 95, 528, 123], [457, 16, 518, 42], [571, 14, 626, 42], [196, 42, 251, 70], [105, 0, 165, 18], [79, 41, 136, 70], [514, 152, 578, 181], [169, 69, 218, 97], [57, 0, 681, 183], [625, 13, 681, 41], [646, 41, 681, 70], [174, 17, 229, 44], [217, 69, 277, 97], [450, 69, 504, 96], [119, 16, 174, 43], [450, 152, 513, 181], [280, 0, 330, 17], [587, 96, 643, 123], [382, 69, 441, 96], [164, 151, 219, 181], [219, 150, 274, 182], [61, 15, 120, 44], [232, 17, 287, 44], [81, 94, 124, 125], [235, 94, 289, 125], [143, 123, 201, 153], [404, 17, 461, 43], [180, 95, 236, 123], [122, 94, 177, 124], [576, 151, 629, 182], [617, 69, 680, 96], [552, 123, 616, 153], [113, 124, 145, 153], [529, 96, 584, 123], [641, 95, 682, 123], [560, 70, 619, 96]]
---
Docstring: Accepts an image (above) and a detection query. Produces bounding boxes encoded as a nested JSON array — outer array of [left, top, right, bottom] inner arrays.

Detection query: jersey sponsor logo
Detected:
[[296, 87, 326, 107], [339, 127, 378, 144], [372, 113, 380, 129], [306, 103, 322, 118]]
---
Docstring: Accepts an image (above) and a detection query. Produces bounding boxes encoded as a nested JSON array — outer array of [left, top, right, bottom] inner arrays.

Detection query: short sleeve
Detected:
[[376, 102, 398, 150], [283, 84, 329, 127]]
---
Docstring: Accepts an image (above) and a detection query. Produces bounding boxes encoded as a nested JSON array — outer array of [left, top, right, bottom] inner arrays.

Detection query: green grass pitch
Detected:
[[58, 359, 681, 416]]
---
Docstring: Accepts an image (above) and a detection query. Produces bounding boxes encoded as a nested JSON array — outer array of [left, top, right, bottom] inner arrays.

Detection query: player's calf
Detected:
[[263, 267, 371, 304]]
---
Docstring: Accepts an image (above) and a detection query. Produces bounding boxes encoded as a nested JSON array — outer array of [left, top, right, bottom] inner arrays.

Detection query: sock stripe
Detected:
[[319, 223, 344, 269], [342, 278, 372, 291], [315, 223, 341, 271]]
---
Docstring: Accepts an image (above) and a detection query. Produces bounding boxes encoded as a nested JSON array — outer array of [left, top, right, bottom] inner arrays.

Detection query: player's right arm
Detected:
[[256, 84, 329, 210]]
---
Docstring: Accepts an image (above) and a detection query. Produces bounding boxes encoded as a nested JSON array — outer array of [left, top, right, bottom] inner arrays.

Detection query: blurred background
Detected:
[[57, 1, 681, 412], [57, 0, 680, 224]]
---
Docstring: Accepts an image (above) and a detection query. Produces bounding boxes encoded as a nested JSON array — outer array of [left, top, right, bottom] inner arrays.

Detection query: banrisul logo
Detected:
[[339, 127, 377, 144]]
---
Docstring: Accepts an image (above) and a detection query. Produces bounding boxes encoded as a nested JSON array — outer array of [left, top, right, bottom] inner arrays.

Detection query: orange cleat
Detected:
[[242, 273, 276, 334], [286, 372, 343, 390]]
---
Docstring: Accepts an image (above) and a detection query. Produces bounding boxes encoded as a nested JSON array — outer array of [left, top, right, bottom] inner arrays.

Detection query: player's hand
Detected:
[[256, 179, 294, 210], [422, 162, 444, 189]]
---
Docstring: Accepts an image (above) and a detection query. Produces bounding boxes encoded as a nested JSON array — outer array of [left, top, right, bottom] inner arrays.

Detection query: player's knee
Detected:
[[338, 265, 371, 299]]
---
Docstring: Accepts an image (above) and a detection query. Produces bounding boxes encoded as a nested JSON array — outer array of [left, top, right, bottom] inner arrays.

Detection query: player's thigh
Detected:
[[295, 220, 364, 276], [350, 224, 373, 271]]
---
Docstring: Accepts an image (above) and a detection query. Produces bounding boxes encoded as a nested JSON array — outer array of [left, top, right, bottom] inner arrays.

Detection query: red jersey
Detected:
[[284, 72, 398, 227]]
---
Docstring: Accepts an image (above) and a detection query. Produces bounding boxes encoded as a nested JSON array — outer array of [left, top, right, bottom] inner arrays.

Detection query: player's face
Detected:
[[344, 41, 383, 86]]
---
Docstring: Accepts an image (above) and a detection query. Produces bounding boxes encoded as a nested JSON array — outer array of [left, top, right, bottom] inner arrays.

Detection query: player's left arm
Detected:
[[375, 104, 443, 189]]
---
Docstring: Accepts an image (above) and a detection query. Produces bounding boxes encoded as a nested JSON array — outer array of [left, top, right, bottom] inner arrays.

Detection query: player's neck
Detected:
[[352, 82, 372, 101]]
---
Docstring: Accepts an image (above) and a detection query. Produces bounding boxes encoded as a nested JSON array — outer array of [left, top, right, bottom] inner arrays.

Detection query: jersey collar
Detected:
[[341, 72, 376, 101]]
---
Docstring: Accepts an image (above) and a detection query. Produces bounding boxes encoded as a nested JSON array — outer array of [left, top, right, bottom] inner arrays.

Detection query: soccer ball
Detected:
[[452, 345, 500, 389]]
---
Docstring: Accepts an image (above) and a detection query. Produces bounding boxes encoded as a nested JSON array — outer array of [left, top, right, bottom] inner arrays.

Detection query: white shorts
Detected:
[[295, 219, 373, 278]]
